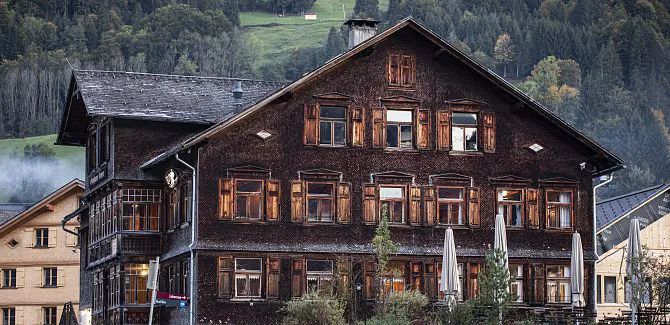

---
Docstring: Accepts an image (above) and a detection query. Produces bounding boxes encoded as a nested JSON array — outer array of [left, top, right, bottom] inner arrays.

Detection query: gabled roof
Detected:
[[142, 17, 623, 175], [596, 183, 670, 230], [0, 179, 84, 235], [57, 70, 284, 145]]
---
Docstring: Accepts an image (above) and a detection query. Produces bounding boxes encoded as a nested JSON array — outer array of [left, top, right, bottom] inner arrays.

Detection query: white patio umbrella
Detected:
[[627, 218, 642, 325], [494, 214, 509, 271], [441, 227, 460, 307], [570, 232, 585, 308]]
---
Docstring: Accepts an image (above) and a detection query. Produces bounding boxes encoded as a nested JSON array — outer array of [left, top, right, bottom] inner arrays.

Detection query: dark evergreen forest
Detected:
[[0, 0, 669, 197]]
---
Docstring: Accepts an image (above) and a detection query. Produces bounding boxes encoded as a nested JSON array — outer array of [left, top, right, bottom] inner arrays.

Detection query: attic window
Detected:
[[6, 239, 18, 248], [528, 143, 544, 153], [388, 53, 416, 88], [255, 130, 273, 140]]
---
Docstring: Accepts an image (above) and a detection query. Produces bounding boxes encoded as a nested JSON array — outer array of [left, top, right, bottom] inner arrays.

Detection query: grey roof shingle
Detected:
[[74, 70, 284, 124], [596, 184, 669, 230], [0, 210, 21, 226]]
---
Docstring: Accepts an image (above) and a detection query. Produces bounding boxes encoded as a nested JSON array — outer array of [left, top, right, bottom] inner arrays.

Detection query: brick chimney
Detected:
[[343, 18, 379, 49]]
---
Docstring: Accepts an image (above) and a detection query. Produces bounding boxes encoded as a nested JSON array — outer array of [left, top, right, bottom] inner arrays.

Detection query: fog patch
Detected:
[[0, 154, 84, 203]]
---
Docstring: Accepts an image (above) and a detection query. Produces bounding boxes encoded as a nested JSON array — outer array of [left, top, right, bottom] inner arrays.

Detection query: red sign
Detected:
[[156, 292, 189, 301]]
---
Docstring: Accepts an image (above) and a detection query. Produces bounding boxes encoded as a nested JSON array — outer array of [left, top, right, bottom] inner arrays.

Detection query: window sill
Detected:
[[448, 151, 483, 156], [434, 224, 469, 229], [228, 298, 267, 303], [545, 228, 574, 233], [0, 286, 17, 289], [42, 285, 58, 288], [302, 222, 341, 226], [384, 148, 420, 153], [386, 85, 416, 91], [33, 246, 50, 249]]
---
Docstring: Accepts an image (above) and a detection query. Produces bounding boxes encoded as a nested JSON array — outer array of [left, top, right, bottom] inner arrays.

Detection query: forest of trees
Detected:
[[0, 0, 669, 197]]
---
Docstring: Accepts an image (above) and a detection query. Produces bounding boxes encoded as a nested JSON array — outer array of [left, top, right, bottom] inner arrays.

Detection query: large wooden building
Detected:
[[57, 18, 623, 324]]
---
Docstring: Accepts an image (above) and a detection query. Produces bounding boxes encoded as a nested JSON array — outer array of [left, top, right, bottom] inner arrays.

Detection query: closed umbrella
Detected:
[[627, 218, 642, 325], [570, 232, 584, 308], [494, 214, 509, 271], [441, 227, 460, 307]]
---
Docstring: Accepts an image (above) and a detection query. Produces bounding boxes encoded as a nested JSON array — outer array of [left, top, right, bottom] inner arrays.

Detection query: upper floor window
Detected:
[[437, 187, 464, 225], [2, 269, 16, 288], [497, 189, 524, 227], [35, 228, 49, 247], [290, 174, 350, 224], [388, 54, 416, 88], [546, 190, 573, 229], [89, 193, 115, 244], [43, 268, 58, 287], [87, 122, 110, 172], [379, 186, 406, 224], [306, 182, 335, 223], [125, 263, 150, 304], [235, 258, 262, 299], [451, 112, 478, 151], [386, 110, 413, 150], [219, 174, 280, 222], [121, 189, 161, 232], [235, 180, 263, 220], [167, 181, 191, 229], [319, 106, 347, 146], [2, 308, 15, 325]]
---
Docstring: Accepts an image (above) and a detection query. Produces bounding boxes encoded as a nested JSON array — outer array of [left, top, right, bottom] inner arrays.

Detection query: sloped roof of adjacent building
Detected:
[[596, 183, 670, 230], [0, 210, 21, 227]]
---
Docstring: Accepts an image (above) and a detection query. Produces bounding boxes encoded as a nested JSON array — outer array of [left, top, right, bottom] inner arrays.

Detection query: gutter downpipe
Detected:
[[176, 151, 197, 325], [593, 173, 613, 309]]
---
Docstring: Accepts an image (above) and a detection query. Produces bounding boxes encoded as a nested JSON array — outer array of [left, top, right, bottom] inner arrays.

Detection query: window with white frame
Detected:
[[379, 186, 405, 224], [497, 189, 524, 227], [124, 264, 149, 304], [437, 263, 465, 301], [451, 112, 478, 151], [43, 307, 57, 325], [306, 182, 335, 222], [121, 189, 161, 231], [386, 110, 413, 150], [306, 260, 334, 294], [35, 228, 49, 247], [2, 308, 15, 325], [235, 180, 263, 220], [510, 264, 524, 302], [604, 276, 616, 303], [43, 268, 57, 287], [319, 106, 347, 146], [437, 187, 464, 225], [234, 258, 262, 298], [2, 269, 16, 288], [546, 265, 570, 303], [546, 190, 573, 228], [381, 261, 406, 298]]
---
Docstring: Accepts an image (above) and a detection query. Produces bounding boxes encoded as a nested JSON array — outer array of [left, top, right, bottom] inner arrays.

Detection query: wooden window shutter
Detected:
[[526, 188, 540, 229], [291, 259, 304, 297], [531, 264, 545, 304], [267, 258, 280, 299], [467, 187, 480, 227], [218, 178, 234, 220], [388, 54, 400, 85], [290, 181, 305, 223], [364, 261, 376, 299], [265, 180, 280, 222], [350, 106, 365, 147], [482, 112, 496, 153], [372, 108, 386, 148], [218, 257, 232, 298], [409, 186, 422, 225], [303, 103, 319, 145], [423, 186, 436, 225], [337, 183, 351, 224], [57, 267, 65, 287], [363, 184, 378, 224], [401, 55, 416, 86], [437, 111, 451, 151], [24, 228, 33, 247], [48, 228, 57, 247], [416, 109, 431, 150]]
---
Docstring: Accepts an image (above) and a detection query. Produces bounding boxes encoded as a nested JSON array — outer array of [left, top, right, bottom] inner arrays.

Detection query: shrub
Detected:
[[281, 292, 346, 325], [387, 290, 429, 321], [433, 303, 474, 325], [359, 311, 411, 325]]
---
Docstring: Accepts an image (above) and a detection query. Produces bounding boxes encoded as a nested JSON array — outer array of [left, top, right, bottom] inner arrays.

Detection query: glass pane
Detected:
[[307, 276, 319, 293], [449, 203, 462, 224], [308, 183, 333, 196], [319, 121, 332, 144], [452, 112, 477, 125], [498, 190, 522, 202], [510, 204, 522, 226], [321, 199, 333, 221], [333, 122, 346, 145], [392, 203, 403, 223], [236, 196, 247, 217], [438, 188, 462, 199], [380, 187, 403, 199], [236, 180, 262, 193], [320, 106, 346, 119], [465, 128, 477, 151], [307, 260, 333, 273], [438, 203, 449, 224], [400, 125, 413, 148], [548, 191, 571, 203], [307, 199, 319, 220], [452, 127, 464, 151], [387, 110, 412, 122], [249, 275, 261, 296], [236, 276, 247, 296], [236, 258, 262, 271], [387, 124, 399, 148]]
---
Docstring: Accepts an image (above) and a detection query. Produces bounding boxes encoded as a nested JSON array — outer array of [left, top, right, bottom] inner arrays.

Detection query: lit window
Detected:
[[546, 265, 570, 303], [306, 260, 334, 294], [437, 188, 464, 225], [452, 113, 478, 151], [235, 258, 262, 298], [381, 261, 406, 298], [546, 190, 572, 229], [380, 186, 405, 224], [386, 110, 413, 150], [235, 180, 263, 220], [121, 189, 161, 231], [124, 264, 149, 304], [307, 183, 335, 222], [510, 264, 524, 302], [497, 189, 524, 227], [319, 106, 347, 146]]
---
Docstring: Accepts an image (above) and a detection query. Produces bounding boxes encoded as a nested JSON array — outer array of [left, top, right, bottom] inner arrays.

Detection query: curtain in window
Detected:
[[559, 192, 571, 228]]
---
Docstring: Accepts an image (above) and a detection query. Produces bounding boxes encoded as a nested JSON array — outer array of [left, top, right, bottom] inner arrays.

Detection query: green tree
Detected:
[[493, 33, 515, 77], [324, 27, 346, 60], [174, 54, 198, 75], [469, 249, 514, 325], [353, 0, 380, 20], [372, 205, 398, 312]]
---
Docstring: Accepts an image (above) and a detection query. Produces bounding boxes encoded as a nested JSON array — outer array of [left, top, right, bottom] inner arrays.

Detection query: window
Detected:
[[597, 275, 602, 304], [125, 264, 150, 304], [510, 264, 524, 302], [381, 261, 406, 298], [547, 190, 573, 229], [109, 266, 120, 308], [2, 308, 15, 325], [467, 264, 480, 299], [168, 182, 191, 229], [89, 193, 116, 244], [546, 265, 570, 303], [88, 122, 110, 172], [168, 265, 177, 294], [497, 189, 524, 227], [437, 263, 465, 301], [624, 277, 651, 304], [6, 239, 18, 248], [235, 180, 263, 220], [35, 228, 49, 247], [380, 186, 405, 224], [319, 106, 347, 146], [451, 112, 478, 151], [235, 258, 262, 298], [2, 269, 16, 288], [181, 260, 189, 295], [121, 189, 161, 231], [437, 187, 464, 225], [604, 276, 616, 303], [307, 183, 335, 222], [43, 268, 57, 287], [43, 307, 57, 325], [386, 110, 413, 150], [306, 260, 334, 294], [388, 54, 415, 87]]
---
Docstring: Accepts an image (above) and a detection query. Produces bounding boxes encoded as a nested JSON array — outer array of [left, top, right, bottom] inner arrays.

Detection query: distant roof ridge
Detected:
[[73, 69, 284, 84], [597, 183, 668, 205]]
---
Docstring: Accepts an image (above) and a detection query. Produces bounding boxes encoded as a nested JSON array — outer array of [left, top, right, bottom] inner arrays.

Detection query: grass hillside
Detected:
[[0, 134, 83, 159], [241, 0, 389, 67]]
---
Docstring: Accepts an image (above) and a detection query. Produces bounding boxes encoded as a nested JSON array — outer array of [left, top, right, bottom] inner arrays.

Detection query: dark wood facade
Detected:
[[57, 18, 622, 324]]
